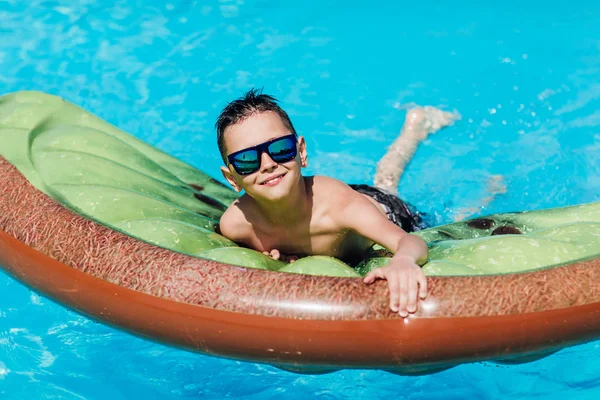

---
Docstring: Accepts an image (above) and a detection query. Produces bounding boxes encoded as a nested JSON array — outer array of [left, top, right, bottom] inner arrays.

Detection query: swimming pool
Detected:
[[1, 0, 600, 398]]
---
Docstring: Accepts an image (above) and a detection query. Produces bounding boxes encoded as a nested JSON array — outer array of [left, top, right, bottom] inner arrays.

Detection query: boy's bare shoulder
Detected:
[[310, 176, 382, 222], [310, 175, 360, 206], [218, 198, 254, 242], [311, 175, 356, 195]]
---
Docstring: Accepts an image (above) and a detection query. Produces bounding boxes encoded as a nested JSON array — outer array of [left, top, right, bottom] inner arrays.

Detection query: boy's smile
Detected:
[[260, 173, 286, 186]]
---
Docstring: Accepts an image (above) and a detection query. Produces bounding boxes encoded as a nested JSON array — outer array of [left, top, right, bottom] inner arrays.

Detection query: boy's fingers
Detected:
[[418, 274, 428, 299], [407, 277, 418, 313], [398, 275, 408, 317], [363, 268, 384, 284], [270, 249, 280, 260], [387, 273, 400, 312]]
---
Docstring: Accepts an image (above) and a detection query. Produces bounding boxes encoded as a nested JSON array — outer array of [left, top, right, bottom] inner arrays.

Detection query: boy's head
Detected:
[[217, 89, 308, 199]]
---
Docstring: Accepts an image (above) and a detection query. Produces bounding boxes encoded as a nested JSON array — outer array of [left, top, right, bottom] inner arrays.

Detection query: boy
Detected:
[[216, 89, 457, 317]]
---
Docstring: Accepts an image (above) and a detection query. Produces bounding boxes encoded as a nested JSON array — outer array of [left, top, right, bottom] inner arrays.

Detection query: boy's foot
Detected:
[[374, 106, 460, 193], [402, 106, 460, 140]]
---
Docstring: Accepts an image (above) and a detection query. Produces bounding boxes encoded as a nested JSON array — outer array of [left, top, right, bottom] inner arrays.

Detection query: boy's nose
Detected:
[[259, 151, 277, 172]]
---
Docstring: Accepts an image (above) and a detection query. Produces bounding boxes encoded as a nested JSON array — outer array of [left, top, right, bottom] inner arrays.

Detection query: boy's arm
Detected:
[[341, 190, 428, 317]]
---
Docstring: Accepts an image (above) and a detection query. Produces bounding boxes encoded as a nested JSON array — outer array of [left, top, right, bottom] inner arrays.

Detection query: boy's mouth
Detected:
[[260, 173, 286, 186]]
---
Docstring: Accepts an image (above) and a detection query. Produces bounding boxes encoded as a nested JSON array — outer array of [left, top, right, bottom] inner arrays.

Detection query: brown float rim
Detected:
[[1, 157, 600, 371]]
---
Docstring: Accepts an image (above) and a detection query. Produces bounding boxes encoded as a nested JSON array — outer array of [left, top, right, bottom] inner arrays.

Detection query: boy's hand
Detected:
[[262, 249, 299, 263], [363, 256, 427, 317]]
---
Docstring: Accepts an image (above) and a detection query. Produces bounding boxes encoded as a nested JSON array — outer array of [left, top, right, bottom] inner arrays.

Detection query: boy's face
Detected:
[[220, 111, 307, 201]]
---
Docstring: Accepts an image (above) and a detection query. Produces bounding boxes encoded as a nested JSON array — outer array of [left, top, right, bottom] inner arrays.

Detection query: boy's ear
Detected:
[[297, 136, 308, 167], [220, 166, 242, 192]]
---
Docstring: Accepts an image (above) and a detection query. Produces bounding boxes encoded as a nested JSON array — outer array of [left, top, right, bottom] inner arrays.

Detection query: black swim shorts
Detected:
[[349, 184, 428, 233]]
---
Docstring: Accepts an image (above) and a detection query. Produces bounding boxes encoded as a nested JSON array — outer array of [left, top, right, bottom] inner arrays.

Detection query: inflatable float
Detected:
[[1, 91, 599, 374]]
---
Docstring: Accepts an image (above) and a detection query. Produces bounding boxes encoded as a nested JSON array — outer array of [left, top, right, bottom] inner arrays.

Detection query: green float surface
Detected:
[[1, 91, 599, 278]]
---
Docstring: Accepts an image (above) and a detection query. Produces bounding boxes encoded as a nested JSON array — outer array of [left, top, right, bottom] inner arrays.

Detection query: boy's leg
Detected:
[[374, 106, 459, 193], [454, 174, 507, 221]]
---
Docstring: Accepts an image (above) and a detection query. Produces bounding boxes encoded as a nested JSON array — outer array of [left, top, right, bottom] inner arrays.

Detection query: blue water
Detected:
[[1, 0, 600, 398]]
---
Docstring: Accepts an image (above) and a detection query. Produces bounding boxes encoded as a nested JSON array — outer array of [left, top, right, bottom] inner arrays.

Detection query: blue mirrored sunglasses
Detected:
[[227, 134, 298, 175]]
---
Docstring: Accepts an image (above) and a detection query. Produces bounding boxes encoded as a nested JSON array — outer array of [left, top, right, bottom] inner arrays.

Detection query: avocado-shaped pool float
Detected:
[[1, 92, 598, 374]]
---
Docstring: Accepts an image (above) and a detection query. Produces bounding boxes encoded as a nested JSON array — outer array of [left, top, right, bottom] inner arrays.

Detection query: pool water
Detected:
[[1, 0, 600, 398]]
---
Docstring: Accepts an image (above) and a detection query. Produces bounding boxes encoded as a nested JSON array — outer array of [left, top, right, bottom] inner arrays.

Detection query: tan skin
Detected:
[[219, 111, 428, 317]]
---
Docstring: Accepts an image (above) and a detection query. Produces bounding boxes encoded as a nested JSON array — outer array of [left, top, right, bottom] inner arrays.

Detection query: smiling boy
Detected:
[[217, 89, 456, 316]]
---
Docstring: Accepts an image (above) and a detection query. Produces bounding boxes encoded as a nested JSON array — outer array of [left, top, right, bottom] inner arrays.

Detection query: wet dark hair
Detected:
[[215, 88, 297, 163]]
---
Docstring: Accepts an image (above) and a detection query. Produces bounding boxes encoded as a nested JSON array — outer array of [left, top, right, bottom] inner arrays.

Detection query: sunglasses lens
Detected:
[[268, 136, 297, 163], [231, 150, 260, 175], [228, 135, 297, 175]]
